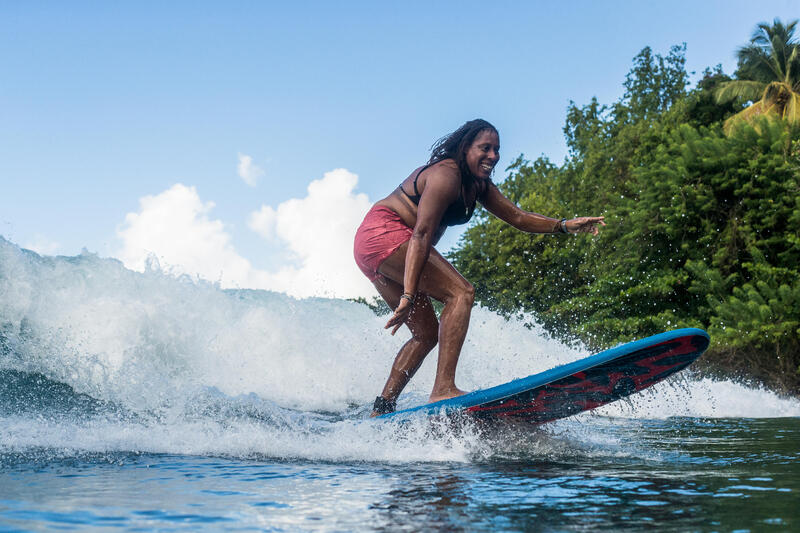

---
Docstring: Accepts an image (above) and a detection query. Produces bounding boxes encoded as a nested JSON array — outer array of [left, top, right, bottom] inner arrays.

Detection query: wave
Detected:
[[1, 236, 798, 462]]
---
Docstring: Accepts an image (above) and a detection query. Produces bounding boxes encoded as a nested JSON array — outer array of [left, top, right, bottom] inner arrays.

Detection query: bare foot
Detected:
[[428, 387, 467, 403]]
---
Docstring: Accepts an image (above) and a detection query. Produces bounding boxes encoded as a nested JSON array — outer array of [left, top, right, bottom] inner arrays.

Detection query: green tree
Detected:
[[450, 42, 800, 394], [715, 18, 800, 130], [452, 45, 693, 344]]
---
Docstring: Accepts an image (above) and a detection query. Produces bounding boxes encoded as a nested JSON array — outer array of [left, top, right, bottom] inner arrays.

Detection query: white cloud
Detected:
[[248, 204, 277, 241], [117, 184, 259, 286], [248, 168, 374, 298], [116, 170, 376, 299], [237, 153, 264, 187]]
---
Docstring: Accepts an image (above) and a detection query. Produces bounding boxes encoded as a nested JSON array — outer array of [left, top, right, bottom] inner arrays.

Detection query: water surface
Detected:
[[1, 417, 798, 531], [1, 238, 798, 531]]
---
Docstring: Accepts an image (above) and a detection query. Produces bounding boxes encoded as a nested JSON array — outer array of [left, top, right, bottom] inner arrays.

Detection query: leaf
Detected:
[[715, 80, 765, 103]]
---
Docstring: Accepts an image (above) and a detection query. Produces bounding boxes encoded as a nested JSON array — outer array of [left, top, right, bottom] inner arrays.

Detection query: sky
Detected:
[[2, 1, 798, 299]]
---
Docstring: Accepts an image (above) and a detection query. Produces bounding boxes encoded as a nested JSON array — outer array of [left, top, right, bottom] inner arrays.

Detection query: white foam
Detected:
[[0, 412, 489, 463], [596, 376, 800, 419], [1, 237, 799, 462]]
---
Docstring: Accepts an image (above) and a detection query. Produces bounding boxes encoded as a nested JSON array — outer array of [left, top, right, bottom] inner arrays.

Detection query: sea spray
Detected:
[[1, 236, 799, 463], [0, 237, 394, 413]]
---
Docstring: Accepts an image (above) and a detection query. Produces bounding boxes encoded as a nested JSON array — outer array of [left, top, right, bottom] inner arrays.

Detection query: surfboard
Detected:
[[378, 328, 710, 423]]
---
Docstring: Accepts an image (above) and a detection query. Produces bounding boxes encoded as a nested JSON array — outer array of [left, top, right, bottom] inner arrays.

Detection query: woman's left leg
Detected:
[[371, 277, 439, 415]]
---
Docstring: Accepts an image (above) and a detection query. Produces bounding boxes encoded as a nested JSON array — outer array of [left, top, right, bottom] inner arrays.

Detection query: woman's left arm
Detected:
[[480, 181, 605, 235]]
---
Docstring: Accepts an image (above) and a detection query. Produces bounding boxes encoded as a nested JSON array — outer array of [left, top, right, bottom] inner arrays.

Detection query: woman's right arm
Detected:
[[384, 164, 460, 334]]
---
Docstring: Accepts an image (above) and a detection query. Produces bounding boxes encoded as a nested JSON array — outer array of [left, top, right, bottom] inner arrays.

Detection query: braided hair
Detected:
[[428, 119, 498, 183]]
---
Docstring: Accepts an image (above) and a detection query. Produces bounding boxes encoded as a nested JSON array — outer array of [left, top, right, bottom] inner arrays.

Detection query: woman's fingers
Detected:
[[386, 310, 409, 335], [570, 216, 605, 234], [590, 217, 606, 234], [384, 299, 413, 334]]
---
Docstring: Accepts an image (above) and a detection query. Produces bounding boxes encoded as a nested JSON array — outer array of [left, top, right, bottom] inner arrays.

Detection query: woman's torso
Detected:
[[375, 159, 484, 244]]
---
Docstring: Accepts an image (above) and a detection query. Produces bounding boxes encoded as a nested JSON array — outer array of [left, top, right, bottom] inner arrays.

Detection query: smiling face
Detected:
[[464, 129, 500, 179]]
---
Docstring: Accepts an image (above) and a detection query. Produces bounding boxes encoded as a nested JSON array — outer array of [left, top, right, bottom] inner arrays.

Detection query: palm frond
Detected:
[[751, 22, 772, 47], [723, 101, 771, 134], [762, 81, 792, 104], [785, 92, 800, 123], [737, 45, 780, 82], [758, 98, 781, 117], [771, 36, 790, 79], [737, 44, 770, 65], [715, 80, 766, 103], [786, 19, 799, 39], [786, 46, 800, 84], [752, 18, 797, 48]]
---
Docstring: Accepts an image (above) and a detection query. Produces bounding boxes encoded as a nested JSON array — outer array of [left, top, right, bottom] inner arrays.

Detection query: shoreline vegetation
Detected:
[[446, 19, 800, 397]]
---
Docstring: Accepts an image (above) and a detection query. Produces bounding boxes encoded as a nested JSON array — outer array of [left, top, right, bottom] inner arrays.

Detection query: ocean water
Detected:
[[1, 236, 799, 531]]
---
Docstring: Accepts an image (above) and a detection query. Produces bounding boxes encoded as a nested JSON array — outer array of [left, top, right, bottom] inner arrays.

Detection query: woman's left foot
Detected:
[[370, 396, 396, 417]]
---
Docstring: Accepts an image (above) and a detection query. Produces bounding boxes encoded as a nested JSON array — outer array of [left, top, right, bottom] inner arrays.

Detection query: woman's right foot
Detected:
[[428, 387, 467, 403]]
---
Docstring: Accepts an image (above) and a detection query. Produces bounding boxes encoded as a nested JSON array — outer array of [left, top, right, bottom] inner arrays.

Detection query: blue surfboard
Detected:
[[378, 328, 710, 423]]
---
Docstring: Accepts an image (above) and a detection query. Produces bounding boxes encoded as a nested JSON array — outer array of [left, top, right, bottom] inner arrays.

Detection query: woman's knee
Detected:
[[407, 300, 439, 350], [463, 282, 475, 306], [410, 316, 438, 351], [446, 280, 474, 308]]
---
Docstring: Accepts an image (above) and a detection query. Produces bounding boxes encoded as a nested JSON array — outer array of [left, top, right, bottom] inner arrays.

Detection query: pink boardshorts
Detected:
[[353, 205, 413, 282]]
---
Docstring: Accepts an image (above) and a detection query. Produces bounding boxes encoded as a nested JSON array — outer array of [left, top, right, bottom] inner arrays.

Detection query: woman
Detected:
[[353, 119, 605, 416]]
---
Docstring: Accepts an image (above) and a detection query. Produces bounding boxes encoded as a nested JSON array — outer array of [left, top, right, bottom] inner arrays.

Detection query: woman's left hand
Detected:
[[566, 216, 605, 235]]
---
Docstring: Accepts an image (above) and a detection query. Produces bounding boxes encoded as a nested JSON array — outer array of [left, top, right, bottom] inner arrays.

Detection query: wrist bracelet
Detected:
[[400, 293, 415, 304], [559, 218, 569, 234]]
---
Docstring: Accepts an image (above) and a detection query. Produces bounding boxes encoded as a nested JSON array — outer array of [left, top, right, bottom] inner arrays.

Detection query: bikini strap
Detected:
[[412, 163, 430, 197], [400, 163, 432, 205]]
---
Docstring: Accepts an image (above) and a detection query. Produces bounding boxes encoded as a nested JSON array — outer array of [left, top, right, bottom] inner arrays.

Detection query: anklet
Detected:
[[372, 396, 396, 415]]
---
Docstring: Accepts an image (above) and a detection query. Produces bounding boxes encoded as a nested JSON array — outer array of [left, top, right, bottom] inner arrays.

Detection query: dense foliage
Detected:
[[450, 38, 800, 394]]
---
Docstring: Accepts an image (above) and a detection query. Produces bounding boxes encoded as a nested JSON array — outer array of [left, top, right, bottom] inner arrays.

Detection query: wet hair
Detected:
[[428, 119, 498, 182]]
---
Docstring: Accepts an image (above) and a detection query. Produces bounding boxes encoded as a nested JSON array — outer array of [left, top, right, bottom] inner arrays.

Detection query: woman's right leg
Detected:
[[371, 277, 439, 416], [374, 279, 439, 401]]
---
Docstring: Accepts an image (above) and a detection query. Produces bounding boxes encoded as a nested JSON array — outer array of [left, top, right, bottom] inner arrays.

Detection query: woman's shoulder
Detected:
[[425, 159, 460, 180], [414, 159, 461, 198], [434, 158, 459, 171]]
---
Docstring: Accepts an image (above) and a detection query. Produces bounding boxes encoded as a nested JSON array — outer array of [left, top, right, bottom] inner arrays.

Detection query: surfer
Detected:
[[354, 119, 605, 416]]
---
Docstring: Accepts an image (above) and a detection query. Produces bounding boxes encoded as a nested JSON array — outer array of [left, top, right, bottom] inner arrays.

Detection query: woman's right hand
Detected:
[[566, 216, 606, 235], [385, 297, 413, 335]]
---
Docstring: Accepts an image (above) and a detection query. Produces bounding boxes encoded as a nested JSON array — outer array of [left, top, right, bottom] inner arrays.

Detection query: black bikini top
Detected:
[[398, 163, 491, 227]]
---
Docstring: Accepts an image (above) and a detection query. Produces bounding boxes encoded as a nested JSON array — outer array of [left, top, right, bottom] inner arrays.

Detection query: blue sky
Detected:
[[2, 1, 798, 297]]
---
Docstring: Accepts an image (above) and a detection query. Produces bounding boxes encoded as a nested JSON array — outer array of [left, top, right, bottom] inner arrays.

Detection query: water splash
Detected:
[[1, 236, 798, 462]]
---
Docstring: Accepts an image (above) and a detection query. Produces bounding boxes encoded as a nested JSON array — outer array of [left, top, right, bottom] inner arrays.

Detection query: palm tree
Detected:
[[715, 18, 800, 131]]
